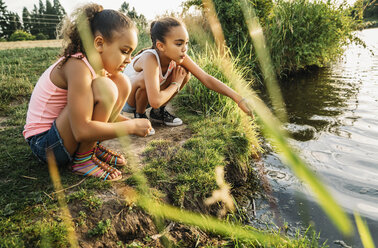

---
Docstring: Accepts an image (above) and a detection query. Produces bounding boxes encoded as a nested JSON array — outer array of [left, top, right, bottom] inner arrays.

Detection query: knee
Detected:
[[92, 77, 118, 107]]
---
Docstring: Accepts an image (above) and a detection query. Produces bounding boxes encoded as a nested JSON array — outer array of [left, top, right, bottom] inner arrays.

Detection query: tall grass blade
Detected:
[[200, 0, 353, 237], [77, 12, 103, 74], [137, 195, 287, 245], [46, 150, 79, 248], [238, 0, 354, 236], [240, 0, 287, 122], [354, 212, 376, 248]]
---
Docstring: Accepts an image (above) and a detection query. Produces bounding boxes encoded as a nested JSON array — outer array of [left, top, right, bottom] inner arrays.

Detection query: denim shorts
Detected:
[[26, 121, 73, 167], [122, 102, 151, 113]]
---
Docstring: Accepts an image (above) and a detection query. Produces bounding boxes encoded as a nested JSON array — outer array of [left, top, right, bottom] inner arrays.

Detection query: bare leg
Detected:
[[55, 76, 128, 179], [127, 71, 191, 113], [126, 72, 149, 114]]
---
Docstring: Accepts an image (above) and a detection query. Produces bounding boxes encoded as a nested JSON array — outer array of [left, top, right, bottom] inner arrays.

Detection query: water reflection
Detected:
[[258, 28, 378, 247], [280, 66, 361, 141]]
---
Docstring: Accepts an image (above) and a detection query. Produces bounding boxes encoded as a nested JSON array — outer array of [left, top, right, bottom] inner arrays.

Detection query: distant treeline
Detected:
[[0, 0, 147, 41]]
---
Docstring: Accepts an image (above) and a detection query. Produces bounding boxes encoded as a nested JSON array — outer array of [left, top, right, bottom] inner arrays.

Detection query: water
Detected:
[[257, 28, 378, 246]]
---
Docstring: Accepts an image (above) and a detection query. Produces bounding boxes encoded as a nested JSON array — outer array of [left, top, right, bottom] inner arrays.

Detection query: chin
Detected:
[[176, 58, 184, 64]]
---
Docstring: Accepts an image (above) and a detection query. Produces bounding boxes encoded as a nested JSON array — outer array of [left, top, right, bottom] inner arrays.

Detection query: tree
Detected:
[[0, 0, 8, 38], [45, 0, 57, 38], [363, 0, 378, 19], [22, 7, 32, 33], [119, 1, 147, 30], [29, 4, 41, 36], [25, 0, 66, 39]]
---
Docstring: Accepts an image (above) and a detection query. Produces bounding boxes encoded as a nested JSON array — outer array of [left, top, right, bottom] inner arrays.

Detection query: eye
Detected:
[[121, 49, 131, 54]]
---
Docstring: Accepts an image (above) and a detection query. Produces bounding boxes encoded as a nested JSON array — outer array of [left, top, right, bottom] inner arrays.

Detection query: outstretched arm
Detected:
[[181, 56, 252, 116]]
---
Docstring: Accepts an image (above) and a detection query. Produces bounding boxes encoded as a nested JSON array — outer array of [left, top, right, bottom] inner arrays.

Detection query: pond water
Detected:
[[256, 28, 378, 246]]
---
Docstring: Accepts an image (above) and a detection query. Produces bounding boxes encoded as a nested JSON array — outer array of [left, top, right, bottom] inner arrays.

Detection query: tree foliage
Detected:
[[363, 0, 378, 19], [0, 0, 66, 40], [119, 1, 147, 30]]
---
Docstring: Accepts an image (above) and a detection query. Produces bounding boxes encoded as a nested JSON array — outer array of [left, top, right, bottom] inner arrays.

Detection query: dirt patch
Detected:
[[101, 104, 192, 165], [0, 39, 63, 50]]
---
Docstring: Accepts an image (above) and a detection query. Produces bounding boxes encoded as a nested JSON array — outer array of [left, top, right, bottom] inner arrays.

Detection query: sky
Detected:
[[3, 0, 186, 21], [4, 0, 358, 21]]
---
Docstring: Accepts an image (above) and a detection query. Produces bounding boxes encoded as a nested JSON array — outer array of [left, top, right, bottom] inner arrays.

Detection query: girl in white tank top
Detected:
[[122, 17, 253, 131]]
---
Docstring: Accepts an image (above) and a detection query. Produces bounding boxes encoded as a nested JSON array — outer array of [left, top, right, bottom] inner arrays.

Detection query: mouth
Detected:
[[119, 65, 126, 71], [180, 55, 186, 59]]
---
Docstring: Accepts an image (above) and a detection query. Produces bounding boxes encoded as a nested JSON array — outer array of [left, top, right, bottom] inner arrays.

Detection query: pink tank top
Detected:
[[23, 53, 96, 139]]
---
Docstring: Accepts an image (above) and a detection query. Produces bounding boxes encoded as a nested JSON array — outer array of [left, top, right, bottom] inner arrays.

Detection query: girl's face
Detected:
[[99, 28, 138, 75], [159, 25, 189, 63]]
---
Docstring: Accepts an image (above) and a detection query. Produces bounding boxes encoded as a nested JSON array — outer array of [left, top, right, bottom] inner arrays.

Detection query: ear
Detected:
[[94, 35, 105, 53], [156, 40, 165, 52]]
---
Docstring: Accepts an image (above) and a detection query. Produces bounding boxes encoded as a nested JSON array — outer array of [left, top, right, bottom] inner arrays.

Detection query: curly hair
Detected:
[[57, 3, 136, 66]]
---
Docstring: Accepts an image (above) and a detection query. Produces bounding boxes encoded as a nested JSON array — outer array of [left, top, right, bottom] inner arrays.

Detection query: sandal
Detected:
[[95, 143, 126, 167], [72, 149, 122, 181]]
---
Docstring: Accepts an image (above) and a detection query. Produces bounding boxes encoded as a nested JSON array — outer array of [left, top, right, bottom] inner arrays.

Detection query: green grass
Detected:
[[0, 44, 327, 247], [0, 47, 113, 247]]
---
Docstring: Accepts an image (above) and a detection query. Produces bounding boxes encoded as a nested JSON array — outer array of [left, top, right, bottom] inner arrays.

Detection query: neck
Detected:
[[156, 49, 171, 69]]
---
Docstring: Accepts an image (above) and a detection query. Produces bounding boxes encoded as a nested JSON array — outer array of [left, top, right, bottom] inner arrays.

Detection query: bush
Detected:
[[183, 0, 359, 79], [266, 0, 357, 76], [8, 30, 35, 41], [35, 33, 49, 40]]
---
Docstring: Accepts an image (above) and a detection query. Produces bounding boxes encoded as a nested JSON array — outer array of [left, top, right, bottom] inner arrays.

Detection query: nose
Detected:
[[182, 44, 187, 53], [124, 54, 131, 64]]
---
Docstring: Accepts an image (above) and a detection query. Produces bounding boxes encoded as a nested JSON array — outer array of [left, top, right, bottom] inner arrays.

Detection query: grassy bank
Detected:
[[0, 45, 325, 247]]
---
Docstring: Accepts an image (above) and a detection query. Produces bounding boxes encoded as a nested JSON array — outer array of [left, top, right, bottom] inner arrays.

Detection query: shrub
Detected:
[[8, 30, 35, 41], [36, 33, 48, 40], [266, 0, 357, 76]]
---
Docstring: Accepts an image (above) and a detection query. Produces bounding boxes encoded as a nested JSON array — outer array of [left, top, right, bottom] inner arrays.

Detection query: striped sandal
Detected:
[[95, 143, 126, 167], [72, 149, 122, 181]]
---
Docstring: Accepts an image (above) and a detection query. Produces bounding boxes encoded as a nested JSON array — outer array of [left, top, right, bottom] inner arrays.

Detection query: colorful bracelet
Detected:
[[171, 82, 181, 93]]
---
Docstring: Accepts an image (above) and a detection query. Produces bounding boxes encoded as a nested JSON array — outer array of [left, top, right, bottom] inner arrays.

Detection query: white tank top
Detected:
[[123, 49, 176, 85]]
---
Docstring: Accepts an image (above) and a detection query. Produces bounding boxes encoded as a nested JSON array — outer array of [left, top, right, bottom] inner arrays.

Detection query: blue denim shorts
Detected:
[[122, 102, 136, 113], [122, 102, 151, 114], [26, 121, 73, 167]]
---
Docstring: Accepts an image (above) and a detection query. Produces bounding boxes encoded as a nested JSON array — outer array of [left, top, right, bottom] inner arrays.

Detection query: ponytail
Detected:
[[133, 17, 184, 57]]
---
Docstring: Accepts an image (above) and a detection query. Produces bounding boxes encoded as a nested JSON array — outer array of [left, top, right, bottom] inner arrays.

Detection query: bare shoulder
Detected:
[[132, 51, 157, 72], [63, 57, 93, 88]]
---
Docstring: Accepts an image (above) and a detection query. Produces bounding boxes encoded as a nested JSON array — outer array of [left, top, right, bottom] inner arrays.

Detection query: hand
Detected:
[[131, 119, 153, 137], [238, 98, 254, 118], [171, 65, 188, 84]]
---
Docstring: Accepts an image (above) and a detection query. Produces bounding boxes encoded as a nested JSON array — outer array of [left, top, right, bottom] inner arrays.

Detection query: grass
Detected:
[[0, 47, 113, 247], [0, 44, 328, 247]]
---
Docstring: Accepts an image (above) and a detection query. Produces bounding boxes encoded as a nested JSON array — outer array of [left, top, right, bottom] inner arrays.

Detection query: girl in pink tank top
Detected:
[[23, 4, 152, 181]]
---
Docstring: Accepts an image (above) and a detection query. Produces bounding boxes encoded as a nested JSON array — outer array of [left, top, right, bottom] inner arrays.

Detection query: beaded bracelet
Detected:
[[171, 82, 181, 93]]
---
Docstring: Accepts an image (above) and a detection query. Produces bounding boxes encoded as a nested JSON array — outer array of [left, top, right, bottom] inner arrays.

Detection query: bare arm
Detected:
[[181, 56, 242, 102], [65, 60, 151, 142], [181, 56, 252, 115], [142, 53, 187, 108]]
